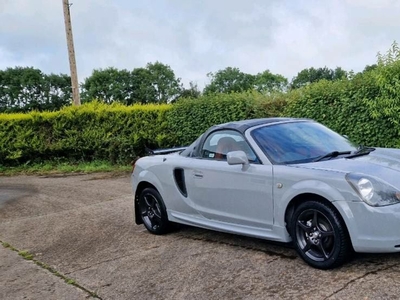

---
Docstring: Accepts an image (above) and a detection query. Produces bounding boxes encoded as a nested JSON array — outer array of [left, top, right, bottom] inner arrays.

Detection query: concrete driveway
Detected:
[[1, 173, 400, 299]]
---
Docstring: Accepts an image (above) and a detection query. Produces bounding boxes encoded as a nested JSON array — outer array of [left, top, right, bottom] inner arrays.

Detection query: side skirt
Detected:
[[168, 210, 291, 243]]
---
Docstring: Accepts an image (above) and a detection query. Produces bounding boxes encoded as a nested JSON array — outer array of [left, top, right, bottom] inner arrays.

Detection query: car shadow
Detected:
[[172, 224, 297, 260], [170, 224, 400, 268]]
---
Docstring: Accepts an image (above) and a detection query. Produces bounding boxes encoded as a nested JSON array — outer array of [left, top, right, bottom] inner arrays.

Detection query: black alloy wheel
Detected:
[[139, 188, 170, 235], [291, 200, 351, 269]]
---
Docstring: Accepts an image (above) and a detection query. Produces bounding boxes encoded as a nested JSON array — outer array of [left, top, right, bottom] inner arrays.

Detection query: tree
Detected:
[[362, 64, 378, 73], [332, 67, 348, 80], [81, 63, 182, 104], [41, 73, 72, 111], [130, 62, 183, 104], [203, 67, 255, 94], [81, 68, 133, 104], [146, 62, 182, 103], [130, 67, 156, 104], [178, 82, 201, 100], [254, 70, 288, 93], [290, 67, 348, 89], [0, 67, 71, 112], [204, 67, 288, 95]]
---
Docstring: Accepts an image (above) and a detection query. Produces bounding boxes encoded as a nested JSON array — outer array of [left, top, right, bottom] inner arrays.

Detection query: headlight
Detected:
[[346, 173, 400, 207]]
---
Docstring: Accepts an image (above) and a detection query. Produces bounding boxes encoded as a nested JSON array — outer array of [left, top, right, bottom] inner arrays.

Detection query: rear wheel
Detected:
[[139, 188, 170, 235], [290, 200, 351, 269]]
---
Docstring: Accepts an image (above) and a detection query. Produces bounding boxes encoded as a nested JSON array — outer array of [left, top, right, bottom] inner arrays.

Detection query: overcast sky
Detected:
[[1, 0, 399, 88]]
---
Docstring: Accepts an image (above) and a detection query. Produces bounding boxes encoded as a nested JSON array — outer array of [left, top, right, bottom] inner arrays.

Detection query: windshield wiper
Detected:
[[345, 146, 375, 159], [313, 151, 352, 162]]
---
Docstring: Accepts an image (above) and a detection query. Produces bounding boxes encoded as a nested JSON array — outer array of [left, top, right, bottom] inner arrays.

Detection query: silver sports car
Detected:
[[131, 117, 400, 269]]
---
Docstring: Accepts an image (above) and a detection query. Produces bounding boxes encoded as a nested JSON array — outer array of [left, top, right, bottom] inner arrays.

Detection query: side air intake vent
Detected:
[[173, 168, 187, 197]]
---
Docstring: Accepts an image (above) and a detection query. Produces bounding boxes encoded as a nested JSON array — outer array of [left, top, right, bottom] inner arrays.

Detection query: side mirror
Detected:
[[227, 151, 249, 168]]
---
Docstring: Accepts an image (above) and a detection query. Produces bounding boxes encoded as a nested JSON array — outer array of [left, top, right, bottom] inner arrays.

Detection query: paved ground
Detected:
[[1, 173, 400, 300]]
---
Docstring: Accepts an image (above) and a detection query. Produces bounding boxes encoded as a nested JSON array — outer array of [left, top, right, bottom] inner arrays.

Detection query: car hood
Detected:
[[294, 148, 400, 187]]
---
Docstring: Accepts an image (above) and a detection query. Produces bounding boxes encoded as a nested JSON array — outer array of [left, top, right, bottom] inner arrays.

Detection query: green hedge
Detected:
[[0, 93, 287, 166], [0, 102, 172, 165], [2, 53, 400, 167], [284, 65, 400, 148], [284, 44, 400, 148], [167, 91, 287, 146]]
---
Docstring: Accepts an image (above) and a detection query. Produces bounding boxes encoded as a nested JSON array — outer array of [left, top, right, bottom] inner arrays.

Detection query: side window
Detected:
[[201, 130, 258, 162]]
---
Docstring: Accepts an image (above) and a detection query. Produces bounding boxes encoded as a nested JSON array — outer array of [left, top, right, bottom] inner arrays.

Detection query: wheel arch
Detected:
[[284, 193, 353, 250], [134, 181, 158, 225]]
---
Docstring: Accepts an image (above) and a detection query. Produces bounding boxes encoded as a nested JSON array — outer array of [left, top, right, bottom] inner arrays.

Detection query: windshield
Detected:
[[251, 121, 358, 164]]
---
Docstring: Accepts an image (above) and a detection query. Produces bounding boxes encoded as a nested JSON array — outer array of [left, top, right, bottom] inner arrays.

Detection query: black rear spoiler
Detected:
[[145, 146, 187, 155]]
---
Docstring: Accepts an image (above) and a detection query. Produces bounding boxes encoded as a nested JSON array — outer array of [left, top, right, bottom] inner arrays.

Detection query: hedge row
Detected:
[[2, 54, 400, 166], [284, 61, 400, 148], [167, 91, 287, 146], [0, 102, 171, 165], [169, 55, 400, 149], [0, 93, 286, 165]]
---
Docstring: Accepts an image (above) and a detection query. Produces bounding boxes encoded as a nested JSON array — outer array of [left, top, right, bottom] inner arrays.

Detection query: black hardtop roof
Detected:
[[207, 117, 309, 134]]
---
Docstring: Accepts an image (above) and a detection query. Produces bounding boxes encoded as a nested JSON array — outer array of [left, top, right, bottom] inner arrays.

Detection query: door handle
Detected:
[[193, 171, 203, 179]]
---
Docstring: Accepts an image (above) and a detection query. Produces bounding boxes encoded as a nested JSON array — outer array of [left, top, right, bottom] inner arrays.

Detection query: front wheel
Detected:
[[290, 200, 351, 269], [139, 188, 170, 235]]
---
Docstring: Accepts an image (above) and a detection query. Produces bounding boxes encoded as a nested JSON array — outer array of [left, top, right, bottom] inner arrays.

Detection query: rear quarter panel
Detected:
[[132, 154, 199, 215]]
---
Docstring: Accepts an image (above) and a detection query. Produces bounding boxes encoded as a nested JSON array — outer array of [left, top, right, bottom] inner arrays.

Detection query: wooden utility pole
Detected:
[[62, 0, 81, 106]]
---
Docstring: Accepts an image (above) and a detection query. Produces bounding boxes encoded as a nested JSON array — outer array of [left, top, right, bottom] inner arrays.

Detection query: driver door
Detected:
[[186, 130, 274, 229]]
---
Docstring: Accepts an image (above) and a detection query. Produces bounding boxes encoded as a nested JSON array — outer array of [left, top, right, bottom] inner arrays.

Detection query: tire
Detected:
[[138, 187, 170, 235], [290, 200, 351, 269]]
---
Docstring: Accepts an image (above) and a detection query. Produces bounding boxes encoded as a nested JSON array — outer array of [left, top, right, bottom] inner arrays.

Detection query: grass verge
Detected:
[[0, 160, 132, 176]]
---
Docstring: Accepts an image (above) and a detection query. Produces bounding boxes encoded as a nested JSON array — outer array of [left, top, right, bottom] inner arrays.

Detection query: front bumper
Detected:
[[334, 201, 400, 253]]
